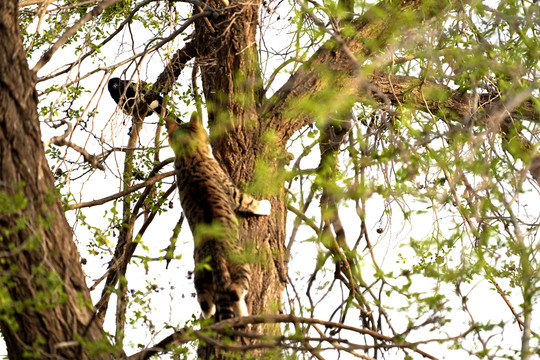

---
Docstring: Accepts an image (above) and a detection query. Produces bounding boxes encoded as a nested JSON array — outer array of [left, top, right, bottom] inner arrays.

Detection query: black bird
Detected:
[[108, 77, 163, 117]]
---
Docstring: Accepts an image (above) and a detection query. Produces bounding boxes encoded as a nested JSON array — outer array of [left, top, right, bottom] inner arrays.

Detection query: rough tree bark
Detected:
[[0, 1, 117, 359]]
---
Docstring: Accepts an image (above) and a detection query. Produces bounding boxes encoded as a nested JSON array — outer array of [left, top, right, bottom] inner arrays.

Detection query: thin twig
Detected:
[[43, 120, 105, 171]]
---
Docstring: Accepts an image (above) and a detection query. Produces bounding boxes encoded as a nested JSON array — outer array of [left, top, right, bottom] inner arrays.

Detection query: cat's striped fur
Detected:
[[166, 113, 271, 321]]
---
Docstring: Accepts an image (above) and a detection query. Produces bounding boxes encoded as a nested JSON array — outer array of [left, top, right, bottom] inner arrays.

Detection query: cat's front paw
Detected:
[[255, 200, 271, 216]]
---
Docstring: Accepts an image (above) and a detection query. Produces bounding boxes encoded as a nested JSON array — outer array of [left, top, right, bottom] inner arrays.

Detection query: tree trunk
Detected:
[[193, 1, 287, 358], [0, 1, 116, 359]]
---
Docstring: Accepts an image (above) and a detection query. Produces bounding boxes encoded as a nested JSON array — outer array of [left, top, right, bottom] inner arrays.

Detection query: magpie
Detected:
[[108, 77, 163, 117]]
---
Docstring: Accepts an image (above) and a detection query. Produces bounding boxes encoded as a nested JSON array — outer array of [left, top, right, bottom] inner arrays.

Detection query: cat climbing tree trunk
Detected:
[[192, 0, 288, 358]]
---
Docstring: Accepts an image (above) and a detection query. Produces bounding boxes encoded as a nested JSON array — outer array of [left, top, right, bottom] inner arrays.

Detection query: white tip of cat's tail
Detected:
[[255, 200, 272, 216]]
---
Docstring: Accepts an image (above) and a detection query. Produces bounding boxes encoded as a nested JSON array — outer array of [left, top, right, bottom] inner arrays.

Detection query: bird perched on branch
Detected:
[[108, 77, 163, 117]]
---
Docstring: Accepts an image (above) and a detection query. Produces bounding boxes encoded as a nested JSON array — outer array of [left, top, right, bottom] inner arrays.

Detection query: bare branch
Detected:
[[127, 314, 445, 360], [67, 170, 175, 210], [43, 120, 105, 171], [18, 0, 56, 7]]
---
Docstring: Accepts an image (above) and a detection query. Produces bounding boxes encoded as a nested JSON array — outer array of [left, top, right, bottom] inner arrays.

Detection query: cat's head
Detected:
[[167, 112, 212, 157]]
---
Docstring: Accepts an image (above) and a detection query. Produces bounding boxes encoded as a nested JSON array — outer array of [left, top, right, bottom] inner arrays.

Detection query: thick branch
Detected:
[[261, 0, 425, 138], [149, 40, 199, 105], [371, 74, 537, 122], [261, 1, 538, 141]]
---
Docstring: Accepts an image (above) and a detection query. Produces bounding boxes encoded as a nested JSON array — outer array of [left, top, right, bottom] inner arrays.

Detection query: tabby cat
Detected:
[[166, 113, 271, 321]]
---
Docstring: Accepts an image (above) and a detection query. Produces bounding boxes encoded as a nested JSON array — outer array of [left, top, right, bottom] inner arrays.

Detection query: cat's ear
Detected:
[[164, 116, 180, 137], [189, 112, 203, 129]]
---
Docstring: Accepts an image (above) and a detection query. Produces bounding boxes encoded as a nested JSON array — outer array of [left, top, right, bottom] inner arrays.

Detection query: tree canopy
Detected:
[[0, 0, 538, 358]]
